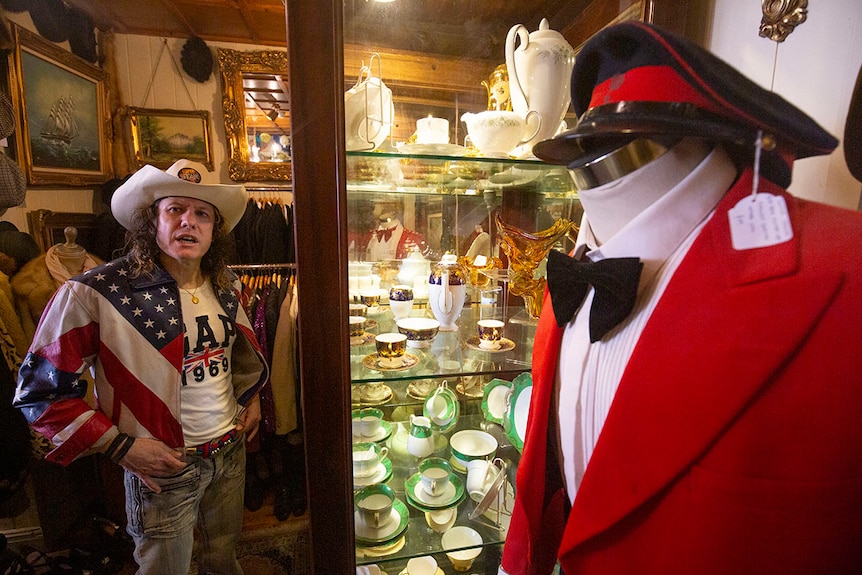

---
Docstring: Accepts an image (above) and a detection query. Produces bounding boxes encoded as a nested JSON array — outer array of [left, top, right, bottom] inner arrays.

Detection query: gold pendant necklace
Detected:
[[181, 285, 200, 304]]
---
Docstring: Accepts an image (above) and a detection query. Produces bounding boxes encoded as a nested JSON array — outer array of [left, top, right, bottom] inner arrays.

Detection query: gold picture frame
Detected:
[[7, 24, 112, 186], [122, 106, 214, 171], [218, 48, 291, 182]]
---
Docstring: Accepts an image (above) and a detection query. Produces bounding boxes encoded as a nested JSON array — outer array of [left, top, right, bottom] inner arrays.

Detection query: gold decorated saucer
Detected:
[[350, 332, 376, 346], [465, 335, 515, 353], [362, 352, 420, 372]]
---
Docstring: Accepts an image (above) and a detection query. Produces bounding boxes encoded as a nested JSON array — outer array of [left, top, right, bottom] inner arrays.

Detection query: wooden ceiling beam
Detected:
[[234, 0, 263, 44], [158, 0, 200, 38]]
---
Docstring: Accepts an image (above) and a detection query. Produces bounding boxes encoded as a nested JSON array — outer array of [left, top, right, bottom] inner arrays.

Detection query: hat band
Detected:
[[569, 138, 669, 190], [588, 65, 726, 116]]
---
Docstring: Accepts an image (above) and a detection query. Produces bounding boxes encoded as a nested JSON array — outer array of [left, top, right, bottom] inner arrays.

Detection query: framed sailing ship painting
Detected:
[[7, 24, 112, 185]]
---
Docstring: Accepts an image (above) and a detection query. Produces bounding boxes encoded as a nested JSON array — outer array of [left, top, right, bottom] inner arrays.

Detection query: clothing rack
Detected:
[[228, 263, 296, 270]]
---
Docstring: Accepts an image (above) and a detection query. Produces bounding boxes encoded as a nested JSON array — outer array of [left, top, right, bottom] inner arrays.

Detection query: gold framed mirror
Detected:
[[217, 48, 291, 182]]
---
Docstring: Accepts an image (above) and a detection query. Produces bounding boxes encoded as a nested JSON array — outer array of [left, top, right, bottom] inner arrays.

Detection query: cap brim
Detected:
[[533, 102, 755, 167]]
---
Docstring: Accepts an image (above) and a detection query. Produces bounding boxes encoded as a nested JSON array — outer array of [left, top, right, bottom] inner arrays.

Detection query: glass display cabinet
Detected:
[[284, 1, 710, 573]]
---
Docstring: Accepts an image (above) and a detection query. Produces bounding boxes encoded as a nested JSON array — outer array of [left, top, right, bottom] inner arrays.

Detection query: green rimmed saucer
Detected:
[[481, 378, 513, 425], [353, 456, 393, 490], [503, 372, 533, 453], [404, 471, 465, 511], [354, 497, 409, 547], [352, 419, 393, 444]]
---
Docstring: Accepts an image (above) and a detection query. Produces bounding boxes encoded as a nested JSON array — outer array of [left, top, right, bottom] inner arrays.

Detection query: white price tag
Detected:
[[728, 193, 793, 251]]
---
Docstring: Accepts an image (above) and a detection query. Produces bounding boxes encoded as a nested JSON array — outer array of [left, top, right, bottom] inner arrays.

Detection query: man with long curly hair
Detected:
[[14, 160, 269, 575]]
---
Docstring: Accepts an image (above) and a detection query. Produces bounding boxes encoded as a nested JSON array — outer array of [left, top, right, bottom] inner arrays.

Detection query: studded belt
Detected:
[[185, 429, 239, 458]]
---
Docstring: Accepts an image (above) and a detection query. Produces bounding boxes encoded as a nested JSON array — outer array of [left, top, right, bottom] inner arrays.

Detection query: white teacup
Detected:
[[352, 407, 383, 438], [425, 507, 457, 533], [354, 483, 395, 529], [352, 441, 388, 478], [441, 526, 483, 572], [418, 457, 452, 497], [466, 458, 501, 502], [406, 555, 438, 575]]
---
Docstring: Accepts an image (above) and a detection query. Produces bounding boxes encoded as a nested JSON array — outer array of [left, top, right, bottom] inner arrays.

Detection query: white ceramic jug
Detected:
[[407, 414, 435, 458], [428, 254, 467, 331], [505, 18, 576, 152]]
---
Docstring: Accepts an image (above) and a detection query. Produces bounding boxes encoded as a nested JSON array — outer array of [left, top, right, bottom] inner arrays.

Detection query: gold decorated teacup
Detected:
[[477, 319, 505, 349], [349, 315, 367, 338], [349, 303, 368, 317], [375, 333, 408, 368]]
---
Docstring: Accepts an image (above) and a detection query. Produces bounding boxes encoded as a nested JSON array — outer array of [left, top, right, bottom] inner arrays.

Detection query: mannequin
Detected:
[[45, 227, 101, 287], [502, 21, 862, 575], [12, 226, 102, 343], [365, 210, 429, 261], [575, 137, 712, 243]]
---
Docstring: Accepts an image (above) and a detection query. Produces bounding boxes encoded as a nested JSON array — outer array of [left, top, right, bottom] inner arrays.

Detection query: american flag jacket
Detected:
[[13, 257, 269, 466]]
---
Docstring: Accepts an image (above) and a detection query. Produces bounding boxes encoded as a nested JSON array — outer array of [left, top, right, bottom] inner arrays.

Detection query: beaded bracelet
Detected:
[[110, 434, 136, 464]]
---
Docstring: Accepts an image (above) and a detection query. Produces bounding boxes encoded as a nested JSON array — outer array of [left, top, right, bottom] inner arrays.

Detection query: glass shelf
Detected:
[[354, 412, 519, 568], [349, 306, 535, 385], [346, 150, 578, 198]]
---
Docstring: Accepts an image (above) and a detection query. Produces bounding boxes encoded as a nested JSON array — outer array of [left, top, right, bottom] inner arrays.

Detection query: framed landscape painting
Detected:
[[124, 107, 214, 170], [7, 24, 112, 186]]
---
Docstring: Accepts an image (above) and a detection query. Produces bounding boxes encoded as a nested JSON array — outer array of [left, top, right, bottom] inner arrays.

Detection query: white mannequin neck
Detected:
[[579, 138, 713, 244]]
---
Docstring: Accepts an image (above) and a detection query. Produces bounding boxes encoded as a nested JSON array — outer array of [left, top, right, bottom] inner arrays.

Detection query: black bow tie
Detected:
[[546, 248, 643, 342], [375, 226, 397, 242]]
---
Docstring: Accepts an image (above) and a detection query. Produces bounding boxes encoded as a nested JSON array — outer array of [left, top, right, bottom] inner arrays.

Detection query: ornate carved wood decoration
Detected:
[[759, 0, 808, 42], [217, 48, 291, 182]]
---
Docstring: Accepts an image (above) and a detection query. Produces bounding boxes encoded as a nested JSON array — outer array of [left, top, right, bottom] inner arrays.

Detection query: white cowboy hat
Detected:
[[111, 159, 247, 231]]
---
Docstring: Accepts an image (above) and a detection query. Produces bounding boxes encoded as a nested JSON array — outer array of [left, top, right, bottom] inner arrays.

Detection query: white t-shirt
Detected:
[[179, 280, 240, 445]]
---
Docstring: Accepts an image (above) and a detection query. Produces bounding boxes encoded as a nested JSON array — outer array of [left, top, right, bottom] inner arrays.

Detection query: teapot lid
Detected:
[[404, 248, 427, 262], [531, 18, 566, 40]]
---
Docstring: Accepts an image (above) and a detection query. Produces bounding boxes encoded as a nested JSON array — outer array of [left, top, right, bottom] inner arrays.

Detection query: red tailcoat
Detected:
[[501, 170, 862, 574]]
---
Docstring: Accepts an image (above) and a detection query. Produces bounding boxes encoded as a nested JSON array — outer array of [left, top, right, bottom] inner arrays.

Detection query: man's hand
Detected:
[[120, 437, 186, 492], [235, 394, 261, 442]]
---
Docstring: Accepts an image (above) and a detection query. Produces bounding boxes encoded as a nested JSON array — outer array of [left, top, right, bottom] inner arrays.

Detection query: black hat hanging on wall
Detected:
[[26, 0, 68, 43], [181, 36, 214, 83]]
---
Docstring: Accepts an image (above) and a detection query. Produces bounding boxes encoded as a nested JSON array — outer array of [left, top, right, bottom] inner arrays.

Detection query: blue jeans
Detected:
[[124, 438, 246, 575]]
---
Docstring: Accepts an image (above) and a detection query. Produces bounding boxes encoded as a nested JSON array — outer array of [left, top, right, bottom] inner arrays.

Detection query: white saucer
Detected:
[[353, 420, 393, 443], [411, 478, 457, 506], [353, 457, 393, 488], [354, 506, 400, 541], [400, 143, 468, 156]]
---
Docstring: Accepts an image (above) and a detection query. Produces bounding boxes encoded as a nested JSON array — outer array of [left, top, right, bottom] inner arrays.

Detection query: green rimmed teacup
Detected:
[[354, 483, 395, 530]]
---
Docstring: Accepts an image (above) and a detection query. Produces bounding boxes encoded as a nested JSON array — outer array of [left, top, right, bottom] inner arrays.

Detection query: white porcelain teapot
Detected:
[[505, 18, 576, 152], [427, 253, 467, 332]]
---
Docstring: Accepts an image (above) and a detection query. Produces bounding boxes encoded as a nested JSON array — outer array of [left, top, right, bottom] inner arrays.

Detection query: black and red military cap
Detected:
[[533, 21, 838, 187]]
